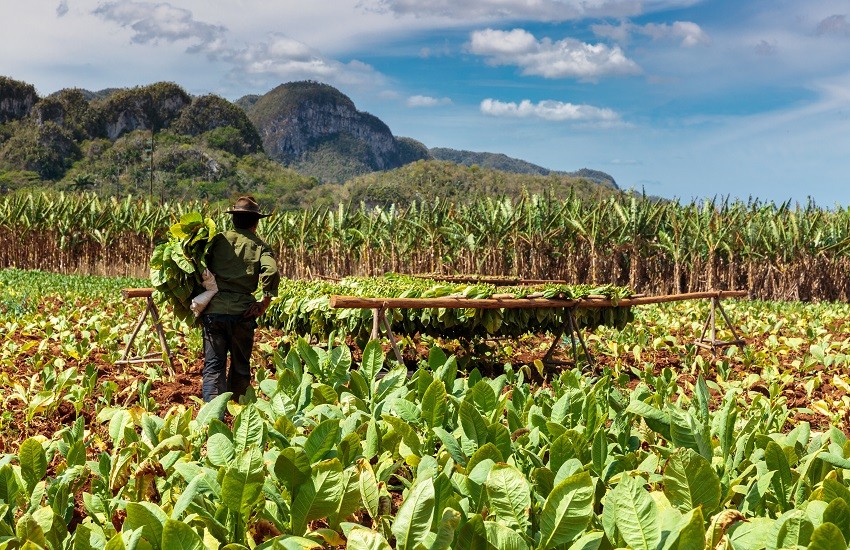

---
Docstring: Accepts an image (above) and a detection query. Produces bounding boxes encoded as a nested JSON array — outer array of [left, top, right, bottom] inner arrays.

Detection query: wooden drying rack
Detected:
[[116, 288, 174, 369], [329, 289, 749, 365]]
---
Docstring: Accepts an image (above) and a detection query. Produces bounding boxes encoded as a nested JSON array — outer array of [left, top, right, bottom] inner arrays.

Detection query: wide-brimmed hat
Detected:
[[225, 196, 270, 218]]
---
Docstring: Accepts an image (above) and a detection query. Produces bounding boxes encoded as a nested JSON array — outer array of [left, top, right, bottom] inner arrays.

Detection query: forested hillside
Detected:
[[430, 147, 618, 188], [0, 76, 620, 209]]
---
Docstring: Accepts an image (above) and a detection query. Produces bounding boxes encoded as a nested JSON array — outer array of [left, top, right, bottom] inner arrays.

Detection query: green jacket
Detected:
[[204, 229, 280, 315]]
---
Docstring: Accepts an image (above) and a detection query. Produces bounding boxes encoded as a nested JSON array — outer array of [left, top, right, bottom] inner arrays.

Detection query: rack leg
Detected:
[[147, 297, 173, 371], [708, 298, 717, 349], [568, 310, 594, 367], [118, 304, 150, 365], [716, 300, 745, 343], [543, 315, 569, 363], [543, 308, 594, 367], [371, 308, 381, 341], [378, 309, 405, 365]]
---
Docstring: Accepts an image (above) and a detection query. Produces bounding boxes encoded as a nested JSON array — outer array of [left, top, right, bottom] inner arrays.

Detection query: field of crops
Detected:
[[2, 268, 850, 549], [2, 192, 850, 301]]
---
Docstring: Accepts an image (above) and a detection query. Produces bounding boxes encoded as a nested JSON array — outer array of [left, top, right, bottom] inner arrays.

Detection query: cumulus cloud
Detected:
[[56, 0, 68, 17], [370, 0, 699, 22], [642, 21, 710, 47], [407, 95, 452, 107], [469, 28, 640, 80], [592, 20, 709, 47], [816, 14, 850, 37], [92, 1, 383, 88], [480, 98, 621, 125], [222, 34, 384, 87], [93, 1, 226, 51]]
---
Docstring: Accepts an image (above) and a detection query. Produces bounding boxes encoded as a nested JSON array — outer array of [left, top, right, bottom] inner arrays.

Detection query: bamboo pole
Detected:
[[329, 290, 748, 310]]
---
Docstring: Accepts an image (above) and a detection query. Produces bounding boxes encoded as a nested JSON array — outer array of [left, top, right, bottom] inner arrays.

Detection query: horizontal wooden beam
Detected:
[[329, 290, 748, 310], [122, 287, 155, 298]]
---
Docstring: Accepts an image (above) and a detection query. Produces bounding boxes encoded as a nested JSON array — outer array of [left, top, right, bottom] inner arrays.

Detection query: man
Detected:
[[201, 195, 280, 403]]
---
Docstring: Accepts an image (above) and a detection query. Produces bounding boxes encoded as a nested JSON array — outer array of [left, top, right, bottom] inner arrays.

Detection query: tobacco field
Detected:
[[1, 268, 850, 549], [2, 192, 850, 301]]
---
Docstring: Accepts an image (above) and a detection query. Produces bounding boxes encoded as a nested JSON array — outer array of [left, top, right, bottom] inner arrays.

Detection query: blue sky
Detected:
[[2, 0, 849, 204]]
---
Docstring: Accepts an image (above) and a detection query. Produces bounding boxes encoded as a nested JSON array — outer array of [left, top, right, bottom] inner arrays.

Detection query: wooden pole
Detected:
[[116, 288, 174, 369], [329, 290, 748, 311], [122, 288, 155, 298]]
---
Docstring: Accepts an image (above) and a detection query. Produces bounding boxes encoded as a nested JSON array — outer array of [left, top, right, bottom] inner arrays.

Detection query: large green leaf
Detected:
[[16, 513, 47, 549], [206, 433, 235, 467], [455, 514, 490, 550], [807, 522, 846, 550], [460, 400, 489, 451], [361, 340, 384, 389], [606, 475, 660, 550], [346, 527, 392, 550], [124, 502, 167, 550], [358, 459, 380, 519], [391, 478, 436, 550], [486, 464, 531, 532], [232, 404, 265, 454], [433, 427, 467, 466], [823, 498, 850, 542], [765, 441, 793, 510], [770, 510, 813, 549], [422, 379, 448, 428], [18, 438, 47, 492], [431, 508, 461, 550], [538, 471, 594, 549], [659, 507, 704, 550], [663, 448, 721, 516], [483, 521, 529, 550], [195, 392, 232, 427], [160, 519, 204, 550], [221, 448, 265, 518], [567, 532, 604, 550], [290, 459, 345, 535], [303, 419, 341, 464]]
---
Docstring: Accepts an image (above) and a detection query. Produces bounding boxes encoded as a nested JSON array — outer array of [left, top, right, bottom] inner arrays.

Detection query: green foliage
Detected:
[[4, 336, 850, 548], [96, 81, 191, 135], [289, 133, 378, 183], [0, 76, 38, 124], [2, 268, 850, 548], [344, 159, 616, 206], [264, 274, 634, 339], [245, 81, 428, 182], [149, 212, 217, 322], [0, 121, 80, 179], [171, 94, 262, 154]]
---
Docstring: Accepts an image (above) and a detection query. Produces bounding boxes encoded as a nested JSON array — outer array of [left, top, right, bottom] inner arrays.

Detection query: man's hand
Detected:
[[243, 295, 271, 319]]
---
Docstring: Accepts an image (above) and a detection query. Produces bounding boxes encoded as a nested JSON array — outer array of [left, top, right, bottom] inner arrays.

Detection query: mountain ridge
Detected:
[[0, 76, 620, 206]]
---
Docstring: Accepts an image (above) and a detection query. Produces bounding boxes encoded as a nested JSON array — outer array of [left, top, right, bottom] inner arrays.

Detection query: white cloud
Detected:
[[469, 28, 640, 80], [480, 98, 621, 124], [91, 2, 384, 89], [93, 1, 226, 50], [592, 20, 710, 47], [370, 0, 701, 22], [224, 36, 384, 87], [407, 95, 452, 107], [643, 21, 710, 47]]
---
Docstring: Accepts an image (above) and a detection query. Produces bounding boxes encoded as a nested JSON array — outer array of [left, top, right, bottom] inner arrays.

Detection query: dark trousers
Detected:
[[201, 314, 256, 402]]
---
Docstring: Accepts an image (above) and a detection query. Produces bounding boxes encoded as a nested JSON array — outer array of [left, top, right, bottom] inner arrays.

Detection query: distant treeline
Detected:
[[1, 191, 848, 302]]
